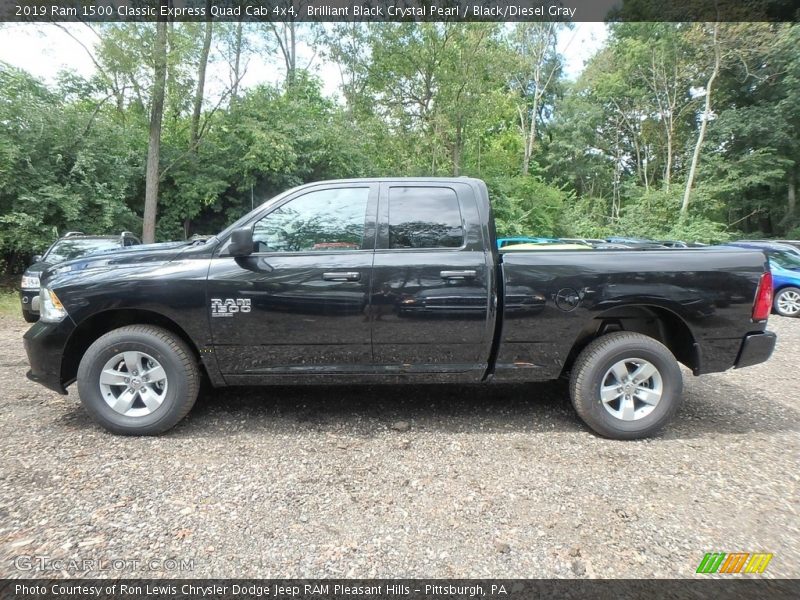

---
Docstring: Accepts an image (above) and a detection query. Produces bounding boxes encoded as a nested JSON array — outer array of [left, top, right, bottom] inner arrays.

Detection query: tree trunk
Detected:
[[779, 168, 797, 230], [681, 23, 720, 219], [664, 122, 673, 190], [232, 22, 243, 101], [183, 15, 213, 240], [288, 22, 296, 85], [190, 18, 213, 150], [268, 21, 297, 86], [451, 121, 463, 176], [522, 91, 539, 176], [142, 19, 168, 244]]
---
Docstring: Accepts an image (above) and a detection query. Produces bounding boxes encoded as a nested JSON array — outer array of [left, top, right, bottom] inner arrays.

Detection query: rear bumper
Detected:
[[734, 331, 777, 369], [23, 319, 75, 395]]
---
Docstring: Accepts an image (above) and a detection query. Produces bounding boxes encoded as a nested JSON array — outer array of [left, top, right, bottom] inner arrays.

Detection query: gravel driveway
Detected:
[[1, 316, 798, 578]]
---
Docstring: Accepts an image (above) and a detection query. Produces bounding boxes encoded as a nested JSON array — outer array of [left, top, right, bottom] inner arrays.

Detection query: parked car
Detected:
[[25, 178, 775, 439], [20, 232, 141, 322], [727, 241, 800, 317], [501, 243, 590, 251], [775, 240, 800, 251], [559, 237, 605, 246], [497, 236, 559, 248], [658, 240, 709, 248], [605, 237, 668, 249]]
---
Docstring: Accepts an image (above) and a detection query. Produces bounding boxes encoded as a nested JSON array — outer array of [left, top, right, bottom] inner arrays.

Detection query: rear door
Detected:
[[369, 182, 493, 379], [208, 183, 378, 376]]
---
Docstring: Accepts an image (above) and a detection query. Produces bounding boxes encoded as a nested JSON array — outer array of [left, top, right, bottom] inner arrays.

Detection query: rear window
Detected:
[[388, 187, 464, 249], [768, 250, 800, 270]]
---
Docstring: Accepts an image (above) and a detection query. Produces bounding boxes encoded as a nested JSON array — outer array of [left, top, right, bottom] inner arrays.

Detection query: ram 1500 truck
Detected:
[[24, 178, 777, 439]]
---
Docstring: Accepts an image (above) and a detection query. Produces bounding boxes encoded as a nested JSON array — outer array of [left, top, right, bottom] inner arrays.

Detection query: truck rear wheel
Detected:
[[77, 325, 199, 435], [569, 332, 683, 440]]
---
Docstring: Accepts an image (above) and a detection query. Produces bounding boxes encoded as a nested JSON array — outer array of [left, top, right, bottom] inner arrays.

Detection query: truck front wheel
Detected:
[[569, 332, 683, 440], [77, 325, 200, 435]]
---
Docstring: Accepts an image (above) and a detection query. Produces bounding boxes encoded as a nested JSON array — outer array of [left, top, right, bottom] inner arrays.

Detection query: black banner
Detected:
[[1, 0, 799, 23], [2, 580, 800, 600]]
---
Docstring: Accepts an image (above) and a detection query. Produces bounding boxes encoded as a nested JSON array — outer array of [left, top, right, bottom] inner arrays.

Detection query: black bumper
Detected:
[[23, 319, 76, 395], [20, 289, 39, 314], [734, 331, 777, 369]]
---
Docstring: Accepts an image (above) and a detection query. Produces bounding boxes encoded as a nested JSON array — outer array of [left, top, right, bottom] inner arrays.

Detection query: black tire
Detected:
[[22, 309, 38, 323], [773, 286, 800, 318], [569, 332, 683, 440], [77, 325, 199, 435]]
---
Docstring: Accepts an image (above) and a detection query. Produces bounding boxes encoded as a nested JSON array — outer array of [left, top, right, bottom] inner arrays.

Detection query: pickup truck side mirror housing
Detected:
[[228, 226, 254, 257], [32, 255, 42, 264]]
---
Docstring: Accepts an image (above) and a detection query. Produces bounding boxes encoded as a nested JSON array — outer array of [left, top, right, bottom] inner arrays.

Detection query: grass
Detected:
[[0, 290, 19, 317]]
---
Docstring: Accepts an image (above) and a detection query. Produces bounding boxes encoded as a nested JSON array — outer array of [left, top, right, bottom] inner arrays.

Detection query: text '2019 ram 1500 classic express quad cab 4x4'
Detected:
[[24, 178, 777, 439]]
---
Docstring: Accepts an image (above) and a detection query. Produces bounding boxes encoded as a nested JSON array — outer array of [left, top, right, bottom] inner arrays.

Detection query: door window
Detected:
[[388, 187, 464, 249], [253, 187, 370, 252]]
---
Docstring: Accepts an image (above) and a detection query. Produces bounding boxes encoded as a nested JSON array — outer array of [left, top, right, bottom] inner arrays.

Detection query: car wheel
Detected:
[[22, 309, 38, 323], [569, 332, 683, 440], [77, 325, 199, 435], [773, 287, 800, 318]]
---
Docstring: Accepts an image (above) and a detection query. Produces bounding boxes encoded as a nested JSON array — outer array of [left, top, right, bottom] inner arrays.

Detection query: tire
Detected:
[[773, 286, 800, 318], [22, 309, 38, 323], [77, 325, 199, 435], [569, 332, 683, 440]]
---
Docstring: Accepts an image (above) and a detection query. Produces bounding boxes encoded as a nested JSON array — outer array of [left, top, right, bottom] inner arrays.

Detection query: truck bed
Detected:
[[494, 247, 768, 381]]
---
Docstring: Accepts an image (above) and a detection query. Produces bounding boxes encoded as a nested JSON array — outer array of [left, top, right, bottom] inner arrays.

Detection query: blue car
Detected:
[[727, 242, 800, 318]]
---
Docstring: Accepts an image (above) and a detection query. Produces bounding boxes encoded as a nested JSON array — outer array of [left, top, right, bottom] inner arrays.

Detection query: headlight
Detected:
[[21, 274, 40, 290], [39, 288, 68, 323]]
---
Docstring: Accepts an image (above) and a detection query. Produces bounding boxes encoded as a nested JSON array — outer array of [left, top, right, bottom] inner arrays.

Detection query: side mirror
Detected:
[[228, 226, 254, 257], [32, 255, 42, 264]]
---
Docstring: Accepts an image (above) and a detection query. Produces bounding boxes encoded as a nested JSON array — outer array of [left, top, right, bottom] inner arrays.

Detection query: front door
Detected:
[[208, 184, 377, 376]]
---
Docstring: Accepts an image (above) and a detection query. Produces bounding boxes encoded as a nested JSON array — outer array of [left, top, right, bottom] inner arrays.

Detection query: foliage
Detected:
[[1, 23, 798, 273], [488, 177, 570, 237]]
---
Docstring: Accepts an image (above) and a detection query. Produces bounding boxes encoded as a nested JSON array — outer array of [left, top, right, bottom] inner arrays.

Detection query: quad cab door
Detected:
[[369, 182, 495, 380], [208, 183, 378, 377]]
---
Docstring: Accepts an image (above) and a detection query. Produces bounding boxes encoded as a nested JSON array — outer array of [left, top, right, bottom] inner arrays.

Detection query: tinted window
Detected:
[[253, 187, 370, 252], [388, 187, 464, 249], [45, 239, 120, 263], [768, 250, 800, 269]]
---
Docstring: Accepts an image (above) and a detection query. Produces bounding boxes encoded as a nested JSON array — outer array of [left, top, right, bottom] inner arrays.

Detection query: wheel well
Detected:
[[561, 305, 698, 376], [61, 310, 203, 386]]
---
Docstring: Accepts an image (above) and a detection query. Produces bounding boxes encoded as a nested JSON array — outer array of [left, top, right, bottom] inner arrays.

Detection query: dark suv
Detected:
[[20, 232, 141, 322]]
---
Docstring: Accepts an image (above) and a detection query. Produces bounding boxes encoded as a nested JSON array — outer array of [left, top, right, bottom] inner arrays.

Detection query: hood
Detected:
[[24, 260, 54, 276], [42, 240, 198, 282]]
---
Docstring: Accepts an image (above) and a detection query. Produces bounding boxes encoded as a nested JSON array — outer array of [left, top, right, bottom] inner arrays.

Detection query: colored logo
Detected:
[[696, 552, 773, 574]]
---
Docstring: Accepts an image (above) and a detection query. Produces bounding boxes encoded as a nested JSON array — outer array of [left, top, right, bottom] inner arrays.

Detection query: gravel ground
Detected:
[[0, 315, 798, 579]]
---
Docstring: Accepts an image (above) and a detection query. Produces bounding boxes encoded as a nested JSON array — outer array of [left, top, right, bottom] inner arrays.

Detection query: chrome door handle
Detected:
[[440, 270, 477, 280], [323, 272, 361, 281]]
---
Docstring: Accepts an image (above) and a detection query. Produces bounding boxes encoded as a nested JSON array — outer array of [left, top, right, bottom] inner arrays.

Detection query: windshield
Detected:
[[768, 249, 800, 270], [44, 239, 120, 263]]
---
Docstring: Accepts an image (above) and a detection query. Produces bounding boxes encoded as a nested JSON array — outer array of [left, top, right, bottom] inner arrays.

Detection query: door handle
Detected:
[[440, 270, 477, 280], [323, 272, 361, 281]]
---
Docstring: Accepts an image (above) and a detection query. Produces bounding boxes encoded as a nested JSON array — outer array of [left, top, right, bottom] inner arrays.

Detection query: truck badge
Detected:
[[211, 298, 251, 317]]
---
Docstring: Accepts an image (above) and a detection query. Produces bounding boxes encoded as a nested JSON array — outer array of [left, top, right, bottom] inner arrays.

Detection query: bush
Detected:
[[487, 176, 571, 237]]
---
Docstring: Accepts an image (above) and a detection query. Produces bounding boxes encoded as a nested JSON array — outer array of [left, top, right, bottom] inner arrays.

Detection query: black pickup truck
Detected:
[[24, 178, 776, 439]]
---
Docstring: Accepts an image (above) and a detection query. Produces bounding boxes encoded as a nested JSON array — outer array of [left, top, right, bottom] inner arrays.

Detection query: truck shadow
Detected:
[[170, 378, 800, 441]]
